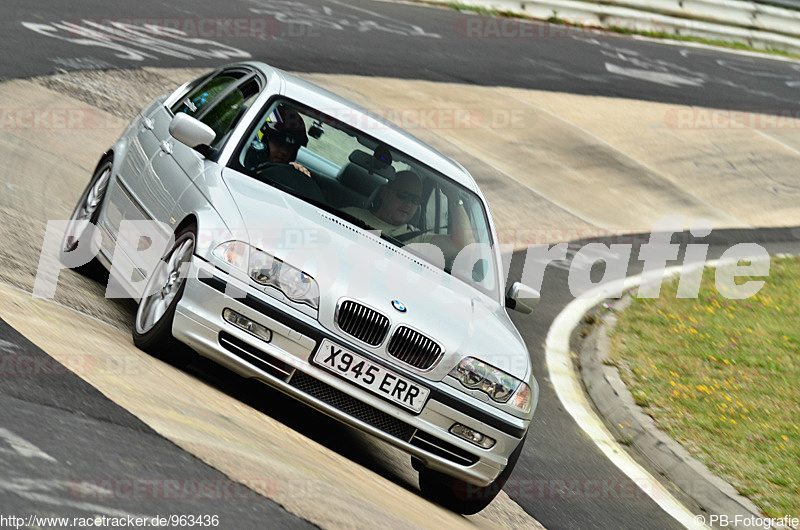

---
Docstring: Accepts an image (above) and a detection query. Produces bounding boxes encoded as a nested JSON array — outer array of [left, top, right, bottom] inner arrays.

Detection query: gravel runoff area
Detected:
[[31, 67, 206, 121]]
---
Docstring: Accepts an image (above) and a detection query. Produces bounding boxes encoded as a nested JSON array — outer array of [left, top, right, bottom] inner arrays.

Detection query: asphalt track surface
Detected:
[[1, 0, 799, 528], [0, 317, 314, 528], [3, 0, 800, 109]]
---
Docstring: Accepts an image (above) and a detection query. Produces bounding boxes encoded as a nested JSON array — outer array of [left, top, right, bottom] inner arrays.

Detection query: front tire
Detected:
[[132, 227, 196, 367], [417, 435, 526, 515], [61, 158, 112, 277]]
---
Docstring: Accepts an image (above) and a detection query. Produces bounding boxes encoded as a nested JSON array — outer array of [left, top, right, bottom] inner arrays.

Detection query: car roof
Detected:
[[242, 61, 480, 193]]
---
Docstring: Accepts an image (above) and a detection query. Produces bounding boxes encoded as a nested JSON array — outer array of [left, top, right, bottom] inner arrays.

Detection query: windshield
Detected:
[[230, 97, 500, 300]]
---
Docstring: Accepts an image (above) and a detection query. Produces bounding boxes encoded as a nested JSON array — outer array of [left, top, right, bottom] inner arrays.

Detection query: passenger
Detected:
[[344, 170, 474, 261]]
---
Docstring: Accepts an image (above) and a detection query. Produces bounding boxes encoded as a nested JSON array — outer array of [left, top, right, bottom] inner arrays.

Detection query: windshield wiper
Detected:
[[376, 232, 405, 248], [331, 211, 408, 250], [330, 208, 375, 232]]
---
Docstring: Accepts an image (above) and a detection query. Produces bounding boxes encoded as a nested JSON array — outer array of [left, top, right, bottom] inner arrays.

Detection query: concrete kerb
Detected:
[[578, 301, 764, 529], [559, 255, 787, 528]]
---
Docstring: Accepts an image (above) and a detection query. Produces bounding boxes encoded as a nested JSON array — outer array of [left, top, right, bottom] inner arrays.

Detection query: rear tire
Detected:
[[132, 226, 197, 367], [417, 434, 526, 515]]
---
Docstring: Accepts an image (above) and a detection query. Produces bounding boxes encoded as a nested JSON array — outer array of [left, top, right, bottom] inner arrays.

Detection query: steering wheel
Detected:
[[253, 162, 325, 203], [394, 229, 427, 243], [254, 161, 298, 176]]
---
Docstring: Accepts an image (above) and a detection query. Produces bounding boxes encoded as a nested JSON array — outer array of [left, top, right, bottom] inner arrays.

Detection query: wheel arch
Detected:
[[174, 214, 199, 236], [95, 149, 114, 169]]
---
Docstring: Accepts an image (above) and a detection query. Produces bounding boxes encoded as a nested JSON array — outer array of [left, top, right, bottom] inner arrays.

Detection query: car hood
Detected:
[[221, 169, 530, 382]]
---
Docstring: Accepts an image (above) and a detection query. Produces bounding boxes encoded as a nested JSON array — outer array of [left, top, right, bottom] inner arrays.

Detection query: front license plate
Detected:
[[312, 339, 430, 413]]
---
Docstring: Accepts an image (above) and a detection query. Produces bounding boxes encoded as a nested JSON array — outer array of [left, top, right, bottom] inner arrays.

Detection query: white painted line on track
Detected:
[[0, 479, 151, 519], [547, 294, 706, 528], [0, 428, 57, 462], [543, 255, 775, 529], [751, 128, 800, 160]]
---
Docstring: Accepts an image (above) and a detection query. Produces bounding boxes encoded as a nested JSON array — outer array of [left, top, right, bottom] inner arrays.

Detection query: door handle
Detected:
[[160, 140, 172, 154], [142, 117, 154, 130]]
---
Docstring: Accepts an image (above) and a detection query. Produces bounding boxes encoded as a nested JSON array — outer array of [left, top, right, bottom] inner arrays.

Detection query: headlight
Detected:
[[250, 250, 281, 284], [449, 357, 531, 412], [213, 241, 319, 310], [278, 267, 318, 301], [456, 358, 488, 389]]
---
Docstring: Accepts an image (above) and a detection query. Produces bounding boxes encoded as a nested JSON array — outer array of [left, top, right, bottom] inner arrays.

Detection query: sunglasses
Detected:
[[391, 189, 422, 206]]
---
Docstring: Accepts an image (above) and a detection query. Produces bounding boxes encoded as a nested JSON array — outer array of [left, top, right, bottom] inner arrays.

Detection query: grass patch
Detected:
[[442, 1, 497, 16], [547, 10, 568, 26], [610, 256, 800, 517], [608, 27, 800, 60]]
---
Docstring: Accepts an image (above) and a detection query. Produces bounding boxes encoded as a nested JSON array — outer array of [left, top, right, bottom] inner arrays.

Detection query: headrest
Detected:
[[339, 163, 389, 196]]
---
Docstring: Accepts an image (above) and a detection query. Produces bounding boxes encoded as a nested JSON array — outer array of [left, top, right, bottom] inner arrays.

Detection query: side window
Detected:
[[171, 73, 259, 150], [171, 75, 238, 118], [205, 79, 259, 149]]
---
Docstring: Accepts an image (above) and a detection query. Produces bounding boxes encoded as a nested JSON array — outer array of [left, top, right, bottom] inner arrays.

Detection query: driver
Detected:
[[344, 170, 474, 261], [248, 108, 311, 176]]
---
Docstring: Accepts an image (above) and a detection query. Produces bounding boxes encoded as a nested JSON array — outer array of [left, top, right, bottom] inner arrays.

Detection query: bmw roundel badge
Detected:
[[391, 300, 407, 312]]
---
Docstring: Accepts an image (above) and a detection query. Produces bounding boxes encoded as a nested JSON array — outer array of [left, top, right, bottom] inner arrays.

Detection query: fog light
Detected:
[[223, 309, 272, 342], [449, 424, 495, 449]]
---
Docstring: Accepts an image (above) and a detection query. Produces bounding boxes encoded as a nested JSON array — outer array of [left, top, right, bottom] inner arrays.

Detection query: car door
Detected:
[[166, 69, 261, 175], [142, 70, 249, 224], [100, 96, 178, 254], [117, 70, 258, 269], [161, 69, 261, 219]]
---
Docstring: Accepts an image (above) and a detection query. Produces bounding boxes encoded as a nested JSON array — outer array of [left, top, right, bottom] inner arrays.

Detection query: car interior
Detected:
[[227, 98, 500, 295]]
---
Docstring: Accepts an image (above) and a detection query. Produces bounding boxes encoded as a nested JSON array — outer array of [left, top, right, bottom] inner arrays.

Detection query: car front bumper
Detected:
[[173, 256, 529, 487]]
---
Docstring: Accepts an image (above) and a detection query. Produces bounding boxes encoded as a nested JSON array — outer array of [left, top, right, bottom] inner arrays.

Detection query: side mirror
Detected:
[[506, 282, 540, 314], [169, 113, 216, 149]]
